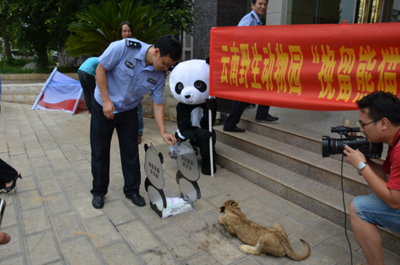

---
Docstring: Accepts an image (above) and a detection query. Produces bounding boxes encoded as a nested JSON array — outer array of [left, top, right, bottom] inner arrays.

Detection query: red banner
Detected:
[[210, 23, 400, 111]]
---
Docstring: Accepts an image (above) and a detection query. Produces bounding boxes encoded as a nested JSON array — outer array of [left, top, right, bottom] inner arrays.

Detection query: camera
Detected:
[[322, 126, 383, 158]]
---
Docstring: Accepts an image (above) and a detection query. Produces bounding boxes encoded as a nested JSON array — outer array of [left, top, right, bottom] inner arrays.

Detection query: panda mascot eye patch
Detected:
[[194, 80, 207, 92], [175, 82, 184, 95]]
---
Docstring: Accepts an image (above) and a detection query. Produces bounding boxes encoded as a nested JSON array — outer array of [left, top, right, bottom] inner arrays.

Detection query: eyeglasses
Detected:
[[360, 119, 380, 128], [161, 56, 171, 69]]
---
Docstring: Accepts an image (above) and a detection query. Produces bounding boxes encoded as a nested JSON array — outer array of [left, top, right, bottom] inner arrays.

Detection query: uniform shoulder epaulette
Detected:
[[126, 40, 141, 48], [250, 13, 255, 19]]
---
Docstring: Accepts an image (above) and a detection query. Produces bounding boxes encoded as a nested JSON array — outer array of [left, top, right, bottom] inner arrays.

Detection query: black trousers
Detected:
[[0, 159, 18, 189], [224, 101, 270, 129], [90, 100, 140, 197], [78, 70, 96, 111]]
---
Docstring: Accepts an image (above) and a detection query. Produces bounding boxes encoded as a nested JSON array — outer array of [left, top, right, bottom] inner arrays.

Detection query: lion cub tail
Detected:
[[285, 239, 310, 261]]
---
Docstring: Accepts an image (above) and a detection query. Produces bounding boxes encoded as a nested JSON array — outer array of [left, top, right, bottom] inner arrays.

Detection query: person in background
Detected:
[[344, 91, 400, 265], [119, 21, 145, 144], [78, 57, 99, 114], [0, 76, 22, 194], [90, 35, 182, 209], [223, 0, 278, 133]]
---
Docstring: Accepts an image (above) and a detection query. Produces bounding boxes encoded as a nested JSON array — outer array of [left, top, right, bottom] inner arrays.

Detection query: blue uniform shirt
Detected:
[[78, 57, 99, 76], [94, 39, 166, 113], [238, 10, 263, 26]]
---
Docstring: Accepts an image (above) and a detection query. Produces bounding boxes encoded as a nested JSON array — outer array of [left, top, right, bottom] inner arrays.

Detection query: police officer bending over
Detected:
[[91, 35, 182, 209]]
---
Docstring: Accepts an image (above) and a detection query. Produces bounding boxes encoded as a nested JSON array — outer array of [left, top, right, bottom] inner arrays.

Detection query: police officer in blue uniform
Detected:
[[91, 35, 182, 209], [223, 0, 278, 133]]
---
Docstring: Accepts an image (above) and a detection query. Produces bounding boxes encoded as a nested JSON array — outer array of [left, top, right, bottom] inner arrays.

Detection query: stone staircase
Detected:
[[214, 117, 400, 254]]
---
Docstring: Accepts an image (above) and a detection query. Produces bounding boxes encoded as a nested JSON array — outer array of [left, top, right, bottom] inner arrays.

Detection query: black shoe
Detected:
[[92, 196, 104, 209], [256, 114, 278, 122], [126, 193, 146, 207], [4, 174, 22, 194], [223, 126, 245, 133]]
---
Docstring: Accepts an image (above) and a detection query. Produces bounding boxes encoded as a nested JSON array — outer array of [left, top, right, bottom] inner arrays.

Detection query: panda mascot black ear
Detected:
[[206, 57, 210, 65]]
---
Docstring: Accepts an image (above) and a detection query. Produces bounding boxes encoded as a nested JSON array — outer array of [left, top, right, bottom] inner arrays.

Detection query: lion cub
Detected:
[[217, 200, 310, 261]]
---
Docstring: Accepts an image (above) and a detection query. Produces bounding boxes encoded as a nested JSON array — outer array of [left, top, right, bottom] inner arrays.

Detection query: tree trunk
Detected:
[[0, 26, 13, 61]]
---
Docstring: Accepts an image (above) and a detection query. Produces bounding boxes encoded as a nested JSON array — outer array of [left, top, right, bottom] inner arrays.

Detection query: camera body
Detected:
[[322, 126, 383, 158]]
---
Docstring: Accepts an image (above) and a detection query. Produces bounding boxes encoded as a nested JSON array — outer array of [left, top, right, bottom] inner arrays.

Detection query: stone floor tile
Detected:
[[29, 156, 50, 168], [26, 231, 61, 265], [27, 147, 45, 158], [206, 194, 231, 208], [59, 143, 78, 153], [0, 255, 26, 265], [63, 180, 90, 199], [34, 166, 56, 180], [140, 246, 179, 265], [64, 150, 85, 162], [99, 242, 141, 265], [193, 198, 217, 215], [0, 226, 23, 259], [241, 199, 286, 222], [133, 204, 171, 229], [10, 154, 30, 167], [155, 224, 200, 259], [21, 207, 50, 235], [240, 183, 283, 205], [118, 220, 161, 253], [17, 189, 43, 211], [233, 257, 263, 265], [44, 149, 66, 159], [172, 212, 208, 234], [56, 168, 81, 183], [274, 200, 321, 225], [0, 203, 18, 228], [311, 219, 359, 250], [183, 252, 219, 265], [50, 157, 73, 171], [24, 141, 41, 149], [51, 211, 86, 241], [45, 193, 72, 215], [317, 239, 366, 265], [9, 146, 26, 156], [191, 228, 245, 264], [15, 175, 36, 192], [103, 200, 137, 226], [197, 183, 221, 199], [212, 182, 251, 202], [61, 236, 102, 265], [38, 178, 62, 196], [382, 248, 400, 265], [276, 216, 327, 247], [0, 190, 15, 204], [72, 196, 104, 220], [83, 215, 121, 247]]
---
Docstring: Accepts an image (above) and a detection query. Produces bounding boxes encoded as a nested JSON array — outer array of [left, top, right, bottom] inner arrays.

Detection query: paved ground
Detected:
[[0, 102, 399, 265]]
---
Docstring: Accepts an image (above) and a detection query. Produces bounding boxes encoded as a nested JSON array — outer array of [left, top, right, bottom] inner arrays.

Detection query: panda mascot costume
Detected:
[[169, 59, 217, 175]]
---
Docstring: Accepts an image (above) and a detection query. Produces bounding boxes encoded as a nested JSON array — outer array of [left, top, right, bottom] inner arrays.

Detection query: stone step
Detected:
[[214, 140, 400, 254], [215, 125, 371, 197], [1, 83, 44, 104]]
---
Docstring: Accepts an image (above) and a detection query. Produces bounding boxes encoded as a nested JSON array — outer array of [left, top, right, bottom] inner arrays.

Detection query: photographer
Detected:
[[344, 91, 400, 265]]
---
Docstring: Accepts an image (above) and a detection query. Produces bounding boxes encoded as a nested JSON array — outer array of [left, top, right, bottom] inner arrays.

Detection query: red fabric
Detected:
[[383, 129, 400, 190], [210, 23, 400, 110]]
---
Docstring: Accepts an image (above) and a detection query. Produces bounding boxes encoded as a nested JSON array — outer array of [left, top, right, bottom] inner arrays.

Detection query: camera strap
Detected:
[[395, 134, 400, 147]]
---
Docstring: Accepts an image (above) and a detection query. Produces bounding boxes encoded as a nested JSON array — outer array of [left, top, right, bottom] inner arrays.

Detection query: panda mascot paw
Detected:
[[169, 59, 217, 176]]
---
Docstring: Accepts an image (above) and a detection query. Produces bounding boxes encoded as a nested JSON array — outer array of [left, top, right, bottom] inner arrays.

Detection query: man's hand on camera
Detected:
[[343, 145, 366, 169]]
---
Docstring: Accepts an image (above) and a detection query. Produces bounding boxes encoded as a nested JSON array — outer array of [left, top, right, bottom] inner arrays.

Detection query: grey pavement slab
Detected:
[[0, 102, 399, 265]]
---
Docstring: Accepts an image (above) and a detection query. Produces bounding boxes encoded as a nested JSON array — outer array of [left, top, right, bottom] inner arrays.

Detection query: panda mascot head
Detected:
[[169, 59, 209, 105]]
